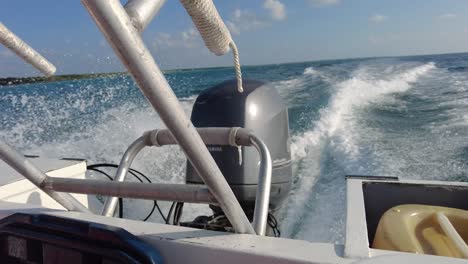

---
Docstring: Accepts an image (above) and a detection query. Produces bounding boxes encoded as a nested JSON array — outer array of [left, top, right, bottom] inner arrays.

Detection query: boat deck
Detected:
[[0, 156, 86, 186]]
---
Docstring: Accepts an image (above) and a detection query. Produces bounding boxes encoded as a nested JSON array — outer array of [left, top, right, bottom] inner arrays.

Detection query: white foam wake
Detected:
[[0, 91, 211, 222], [303, 67, 318, 75], [292, 62, 436, 159], [272, 66, 330, 105], [0, 61, 437, 239], [281, 62, 436, 241]]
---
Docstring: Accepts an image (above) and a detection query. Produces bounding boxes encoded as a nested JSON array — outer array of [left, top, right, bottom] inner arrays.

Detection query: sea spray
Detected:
[[2, 55, 468, 244]]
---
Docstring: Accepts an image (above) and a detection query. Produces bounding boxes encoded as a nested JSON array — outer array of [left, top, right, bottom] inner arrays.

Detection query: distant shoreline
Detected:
[[0, 72, 126, 86], [3, 51, 468, 86], [0, 67, 224, 86]]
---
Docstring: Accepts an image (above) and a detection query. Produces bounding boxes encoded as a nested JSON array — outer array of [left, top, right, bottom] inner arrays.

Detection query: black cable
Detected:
[[88, 164, 152, 215], [127, 169, 168, 223], [125, 167, 167, 222], [166, 202, 176, 224], [86, 167, 112, 181], [154, 202, 167, 223], [128, 167, 152, 184], [88, 166, 146, 218], [87, 163, 164, 222], [143, 202, 157, 222], [267, 213, 281, 237], [173, 202, 184, 225]]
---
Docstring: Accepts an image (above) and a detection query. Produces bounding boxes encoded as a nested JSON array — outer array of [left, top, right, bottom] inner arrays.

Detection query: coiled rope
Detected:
[[180, 0, 243, 92]]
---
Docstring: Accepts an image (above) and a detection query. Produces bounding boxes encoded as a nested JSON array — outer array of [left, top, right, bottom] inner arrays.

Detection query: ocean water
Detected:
[[2, 53, 468, 244]]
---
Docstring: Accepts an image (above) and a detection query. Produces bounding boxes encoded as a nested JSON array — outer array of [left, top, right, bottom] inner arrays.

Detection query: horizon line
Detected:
[[2, 50, 468, 79]]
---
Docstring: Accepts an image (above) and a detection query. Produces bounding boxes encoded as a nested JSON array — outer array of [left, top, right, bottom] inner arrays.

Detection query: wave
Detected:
[[272, 66, 331, 106], [0, 59, 440, 241], [0, 91, 207, 221], [448, 66, 468, 72], [291, 62, 436, 159], [303, 67, 318, 75], [281, 62, 436, 241]]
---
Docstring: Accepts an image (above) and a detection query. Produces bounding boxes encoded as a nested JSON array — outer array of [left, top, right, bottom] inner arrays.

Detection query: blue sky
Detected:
[[1, 0, 468, 77]]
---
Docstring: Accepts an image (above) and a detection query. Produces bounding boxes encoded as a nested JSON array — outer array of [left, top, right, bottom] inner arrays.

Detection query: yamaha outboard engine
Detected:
[[183, 80, 292, 236]]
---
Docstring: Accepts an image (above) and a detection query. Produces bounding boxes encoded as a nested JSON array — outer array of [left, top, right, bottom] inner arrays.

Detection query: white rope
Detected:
[[229, 41, 243, 93], [180, 0, 231, 56], [180, 0, 243, 93]]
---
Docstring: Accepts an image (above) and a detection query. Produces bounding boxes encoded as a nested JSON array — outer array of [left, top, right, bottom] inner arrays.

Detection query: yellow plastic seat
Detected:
[[372, 204, 468, 259]]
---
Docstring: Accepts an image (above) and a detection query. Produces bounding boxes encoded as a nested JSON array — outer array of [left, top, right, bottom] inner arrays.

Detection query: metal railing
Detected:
[[0, 0, 270, 235], [0, 127, 272, 235], [0, 23, 56, 76], [0, 141, 91, 213], [100, 127, 272, 235], [81, 0, 255, 234]]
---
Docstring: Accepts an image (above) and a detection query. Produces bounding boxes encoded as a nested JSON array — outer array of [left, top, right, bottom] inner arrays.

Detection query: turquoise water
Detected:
[[2, 53, 468, 243]]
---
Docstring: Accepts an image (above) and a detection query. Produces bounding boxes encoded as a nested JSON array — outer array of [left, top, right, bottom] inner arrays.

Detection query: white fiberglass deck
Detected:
[[0, 158, 466, 264], [0, 157, 99, 211]]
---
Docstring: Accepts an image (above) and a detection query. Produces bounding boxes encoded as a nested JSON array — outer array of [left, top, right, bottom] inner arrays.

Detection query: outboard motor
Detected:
[[183, 80, 292, 235]]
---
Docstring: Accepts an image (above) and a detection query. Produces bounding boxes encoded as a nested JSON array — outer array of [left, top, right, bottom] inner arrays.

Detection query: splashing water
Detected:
[[281, 61, 436, 242], [2, 53, 468, 244], [303, 67, 318, 75]]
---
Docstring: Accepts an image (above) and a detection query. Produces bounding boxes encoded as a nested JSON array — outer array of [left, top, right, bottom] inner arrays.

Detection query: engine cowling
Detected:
[[186, 79, 292, 214]]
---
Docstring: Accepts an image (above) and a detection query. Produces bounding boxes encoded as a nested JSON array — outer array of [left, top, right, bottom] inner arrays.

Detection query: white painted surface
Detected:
[[0, 201, 463, 264], [345, 179, 370, 258], [345, 176, 468, 260], [0, 201, 350, 264], [0, 157, 101, 212], [351, 254, 467, 264], [0, 160, 466, 263]]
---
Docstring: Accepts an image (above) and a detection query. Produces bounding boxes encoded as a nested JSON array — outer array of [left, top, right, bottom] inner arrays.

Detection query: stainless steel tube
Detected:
[[0, 141, 90, 213], [144, 127, 252, 147], [124, 0, 166, 32], [81, 0, 254, 234], [250, 134, 273, 236], [101, 136, 147, 217], [0, 23, 56, 76], [146, 127, 273, 235], [44, 178, 217, 204], [102, 127, 258, 218]]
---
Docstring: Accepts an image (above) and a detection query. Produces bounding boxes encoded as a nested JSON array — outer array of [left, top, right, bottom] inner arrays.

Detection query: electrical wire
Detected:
[[173, 202, 184, 225], [86, 163, 167, 222], [267, 213, 281, 237], [166, 202, 176, 224], [87, 164, 281, 237]]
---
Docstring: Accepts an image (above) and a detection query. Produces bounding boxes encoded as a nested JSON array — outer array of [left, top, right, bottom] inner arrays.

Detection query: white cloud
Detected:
[[181, 28, 199, 47], [154, 28, 201, 49], [369, 14, 387, 23], [226, 21, 240, 35], [263, 0, 286, 21], [438, 13, 457, 19], [154, 32, 175, 47], [308, 0, 341, 8], [226, 9, 267, 35]]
